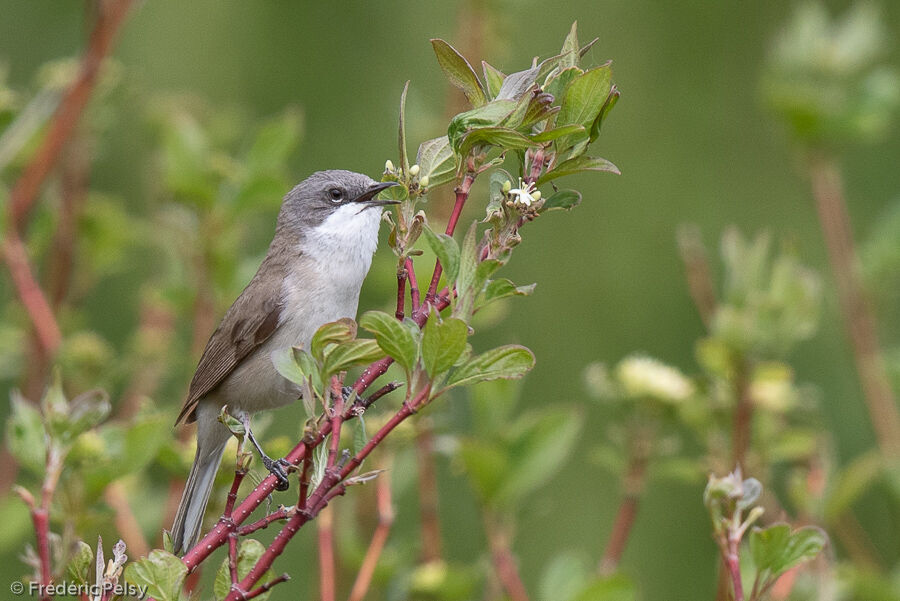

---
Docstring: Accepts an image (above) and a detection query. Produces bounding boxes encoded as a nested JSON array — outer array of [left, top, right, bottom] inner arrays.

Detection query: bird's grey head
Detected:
[[277, 170, 398, 236]]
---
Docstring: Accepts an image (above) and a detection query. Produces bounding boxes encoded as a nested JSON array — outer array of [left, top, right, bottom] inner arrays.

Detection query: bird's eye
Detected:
[[328, 188, 344, 203]]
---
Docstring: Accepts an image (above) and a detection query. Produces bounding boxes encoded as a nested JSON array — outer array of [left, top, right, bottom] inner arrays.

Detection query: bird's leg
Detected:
[[239, 413, 291, 492]]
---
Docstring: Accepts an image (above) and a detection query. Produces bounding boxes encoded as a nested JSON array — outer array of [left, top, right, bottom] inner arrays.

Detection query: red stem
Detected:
[[426, 173, 475, 301], [31, 509, 51, 601], [406, 257, 420, 311], [317, 506, 335, 601], [348, 466, 394, 601]]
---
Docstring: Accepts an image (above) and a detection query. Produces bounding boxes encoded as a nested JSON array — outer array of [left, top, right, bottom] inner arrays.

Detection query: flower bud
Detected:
[[409, 164, 420, 176], [502, 180, 512, 193], [385, 159, 394, 173], [532, 190, 541, 201], [419, 175, 429, 188]]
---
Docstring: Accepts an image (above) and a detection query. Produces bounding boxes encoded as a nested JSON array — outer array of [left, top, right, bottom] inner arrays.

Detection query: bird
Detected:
[[170, 170, 398, 554]]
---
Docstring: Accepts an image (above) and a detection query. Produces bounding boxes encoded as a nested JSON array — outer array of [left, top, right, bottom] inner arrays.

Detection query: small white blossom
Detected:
[[507, 178, 539, 207], [616, 355, 695, 403]]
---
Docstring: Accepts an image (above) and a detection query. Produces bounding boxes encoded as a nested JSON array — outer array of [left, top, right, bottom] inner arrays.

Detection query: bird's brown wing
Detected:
[[175, 259, 285, 425]]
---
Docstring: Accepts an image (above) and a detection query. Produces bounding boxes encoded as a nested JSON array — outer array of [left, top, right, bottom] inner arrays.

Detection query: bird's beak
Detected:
[[354, 181, 401, 207]]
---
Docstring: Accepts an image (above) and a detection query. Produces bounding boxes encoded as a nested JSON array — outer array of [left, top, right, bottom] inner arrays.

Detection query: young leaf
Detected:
[[448, 100, 516, 152], [750, 524, 827, 586], [496, 65, 540, 101], [559, 21, 580, 70], [214, 539, 277, 601], [498, 410, 582, 505], [556, 65, 613, 129], [431, 39, 487, 107], [271, 346, 307, 386], [421, 226, 461, 285], [457, 126, 539, 157], [482, 61, 506, 98], [537, 155, 620, 185], [67, 541, 93, 586], [447, 345, 536, 388], [590, 84, 619, 142], [416, 136, 457, 189], [479, 279, 537, 307], [398, 81, 410, 173], [540, 189, 582, 212], [123, 550, 188, 601], [6, 391, 47, 472], [422, 314, 468, 377], [359, 310, 418, 372], [310, 318, 358, 360], [323, 339, 385, 375], [531, 124, 585, 143]]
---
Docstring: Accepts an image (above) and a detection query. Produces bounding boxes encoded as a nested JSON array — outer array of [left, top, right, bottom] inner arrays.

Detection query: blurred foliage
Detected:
[[762, 1, 900, 146], [1, 2, 900, 601]]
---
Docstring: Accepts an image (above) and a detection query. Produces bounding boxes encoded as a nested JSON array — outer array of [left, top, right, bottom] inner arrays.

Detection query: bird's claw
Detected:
[[263, 457, 291, 492]]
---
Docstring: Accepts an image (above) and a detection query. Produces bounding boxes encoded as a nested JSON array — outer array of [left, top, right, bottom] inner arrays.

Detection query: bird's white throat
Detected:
[[302, 203, 383, 273]]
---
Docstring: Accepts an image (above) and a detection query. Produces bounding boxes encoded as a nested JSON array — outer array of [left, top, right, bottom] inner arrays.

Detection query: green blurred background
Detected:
[[2, 1, 899, 600]]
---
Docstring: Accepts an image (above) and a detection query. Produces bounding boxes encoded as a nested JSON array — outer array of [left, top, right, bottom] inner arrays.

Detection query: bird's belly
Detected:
[[215, 290, 361, 414]]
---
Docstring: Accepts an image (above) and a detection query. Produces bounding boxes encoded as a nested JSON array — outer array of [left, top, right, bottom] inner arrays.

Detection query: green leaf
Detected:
[[397, 81, 410, 173], [496, 65, 540, 101], [544, 67, 583, 104], [531, 124, 585, 143], [447, 345, 535, 388], [421, 226, 461, 286], [750, 524, 827, 584], [272, 346, 307, 386], [539, 552, 590, 601], [67, 541, 93, 586], [416, 136, 457, 189], [123, 549, 188, 601], [482, 61, 506, 98], [245, 108, 301, 172], [457, 126, 539, 157], [6, 391, 46, 472], [570, 574, 636, 601], [459, 440, 509, 502], [214, 539, 276, 601], [353, 415, 368, 456], [448, 100, 516, 152], [559, 21, 580, 70], [431, 39, 486, 107], [590, 84, 619, 142], [537, 155, 620, 185], [498, 409, 582, 505], [540, 189, 582, 212], [311, 318, 358, 361], [323, 339, 385, 375], [422, 314, 468, 377], [824, 451, 884, 521], [479, 279, 537, 307], [557, 65, 613, 128], [359, 311, 417, 372]]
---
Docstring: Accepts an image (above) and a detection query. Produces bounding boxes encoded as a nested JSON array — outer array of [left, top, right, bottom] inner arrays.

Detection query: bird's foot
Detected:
[[262, 456, 291, 492]]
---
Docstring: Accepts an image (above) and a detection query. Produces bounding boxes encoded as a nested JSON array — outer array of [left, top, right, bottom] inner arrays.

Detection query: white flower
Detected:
[[616, 355, 695, 403], [508, 178, 539, 207]]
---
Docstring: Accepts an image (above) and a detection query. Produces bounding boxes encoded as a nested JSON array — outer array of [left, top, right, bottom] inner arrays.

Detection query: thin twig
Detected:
[[414, 422, 442, 562], [347, 464, 394, 601], [807, 151, 900, 456], [318, 506, 336, 601], [485, 516, 530, 601], [426, 173, 475, 302], [598, 435, 649, 574]]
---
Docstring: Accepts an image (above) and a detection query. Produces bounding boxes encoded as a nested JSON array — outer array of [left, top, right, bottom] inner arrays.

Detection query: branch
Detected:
[[8, 0, 135, 228], [414, 422, 442, 562], [427, 173, 475, 301], [485, 517, 530, 601], [807, 151, 900, 456], [348, 464, 394, 601], [598, 438, 649, 574], [317, 506, 336, 601]]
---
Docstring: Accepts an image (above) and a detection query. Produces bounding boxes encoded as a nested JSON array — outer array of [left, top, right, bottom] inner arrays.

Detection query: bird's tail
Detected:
[[171, 436, 228, 555]]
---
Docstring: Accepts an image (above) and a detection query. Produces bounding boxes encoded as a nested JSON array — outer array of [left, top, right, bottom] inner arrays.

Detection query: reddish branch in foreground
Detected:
[[180, 175, 478, 600]]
